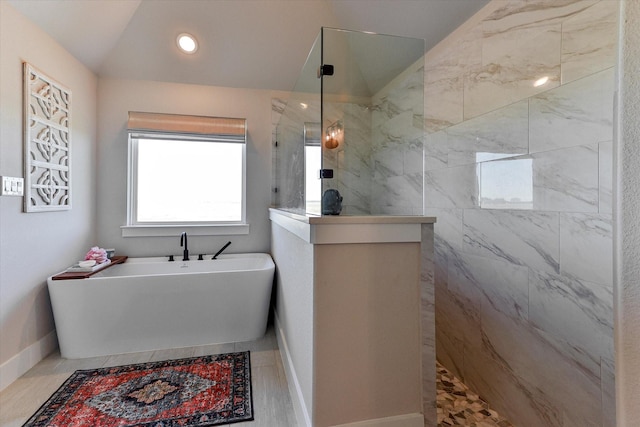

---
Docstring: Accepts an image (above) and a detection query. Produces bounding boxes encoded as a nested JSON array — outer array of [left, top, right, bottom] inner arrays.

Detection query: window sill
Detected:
[[121, 224, 250, 237]]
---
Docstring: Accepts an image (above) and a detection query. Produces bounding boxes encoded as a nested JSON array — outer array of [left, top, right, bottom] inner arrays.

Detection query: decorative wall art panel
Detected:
[[23, 63, 71, 212]]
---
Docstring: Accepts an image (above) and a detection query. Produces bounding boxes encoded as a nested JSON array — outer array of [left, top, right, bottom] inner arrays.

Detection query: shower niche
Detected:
[[273, 27, 425, 216]]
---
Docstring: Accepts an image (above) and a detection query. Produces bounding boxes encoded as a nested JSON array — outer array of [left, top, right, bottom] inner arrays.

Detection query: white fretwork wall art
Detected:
[[23, 63, 72, 212]]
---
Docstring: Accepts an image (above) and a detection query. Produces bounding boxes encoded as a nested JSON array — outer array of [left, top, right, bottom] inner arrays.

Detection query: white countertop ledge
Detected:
[[269, 208, 436, 244]]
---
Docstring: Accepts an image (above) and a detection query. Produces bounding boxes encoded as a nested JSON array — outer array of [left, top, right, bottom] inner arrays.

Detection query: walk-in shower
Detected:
[[272, 27, 425, 216]]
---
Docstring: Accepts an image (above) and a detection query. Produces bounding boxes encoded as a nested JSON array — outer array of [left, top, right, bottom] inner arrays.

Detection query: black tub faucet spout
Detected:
[[180, 232, 189, 261]]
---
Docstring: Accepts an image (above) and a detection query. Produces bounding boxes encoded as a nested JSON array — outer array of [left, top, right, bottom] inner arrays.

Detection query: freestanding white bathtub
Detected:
[[47, 253, 275, 359]]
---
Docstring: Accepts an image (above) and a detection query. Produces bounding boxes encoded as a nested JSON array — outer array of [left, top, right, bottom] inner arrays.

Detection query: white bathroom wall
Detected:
[[270, 221, 315, 426], [0, 2, 97, 388], [616, 0, 640, 424], [96, 78, 280, 256]]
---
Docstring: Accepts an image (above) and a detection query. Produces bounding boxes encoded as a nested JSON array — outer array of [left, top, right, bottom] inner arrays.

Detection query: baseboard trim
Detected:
[[274, 310, 312, 427], [331, 413, 425, 427], [0, 330, 58, 392]]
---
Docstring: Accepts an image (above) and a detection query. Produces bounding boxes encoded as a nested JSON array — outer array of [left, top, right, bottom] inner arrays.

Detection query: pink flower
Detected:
[[85, 246, 108, 264]]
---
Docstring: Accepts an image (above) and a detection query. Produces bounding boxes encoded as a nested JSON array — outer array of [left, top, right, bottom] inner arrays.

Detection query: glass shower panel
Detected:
[[320, 28, 425, 215], [273, 28, 425, 216], [273, 32, 322, 215]]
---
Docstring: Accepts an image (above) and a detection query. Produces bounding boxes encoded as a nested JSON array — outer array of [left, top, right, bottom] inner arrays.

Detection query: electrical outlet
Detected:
[[1, 176, 24, 196]]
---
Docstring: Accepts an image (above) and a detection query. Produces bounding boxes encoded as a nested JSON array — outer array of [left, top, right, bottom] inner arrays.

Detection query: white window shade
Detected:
[[127, 112, 246, 140]]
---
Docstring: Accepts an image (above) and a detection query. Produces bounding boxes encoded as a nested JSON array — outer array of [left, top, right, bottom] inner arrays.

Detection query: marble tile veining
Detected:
[[425, 207, 464, 254], [424, 130, 448, 171], [449, 252, 529, 321], [464, 349, 563, 427], [425, 165, 479, 209], [425, 74, 463, 133], [479, 305, 603, 427], [462, 209, 560, 274], [482, 0, 600, 35], [528, 68, 614, 154], [464, 23, 561, 119], [559, 212, 613, 287], [447, 100, 529, 168], [561, 0, 618, 84], [427, 1, 616, 426], [529, 269, 614, 375], [532, 144, 599, 212]]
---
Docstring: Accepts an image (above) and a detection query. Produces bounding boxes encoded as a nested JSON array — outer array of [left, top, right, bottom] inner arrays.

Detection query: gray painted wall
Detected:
[[96, 78, 277, 256], [0, 2, 97, 375]]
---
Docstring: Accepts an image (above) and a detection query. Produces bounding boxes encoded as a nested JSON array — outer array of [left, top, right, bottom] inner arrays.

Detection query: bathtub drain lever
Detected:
[[212, 241, 232, 260]]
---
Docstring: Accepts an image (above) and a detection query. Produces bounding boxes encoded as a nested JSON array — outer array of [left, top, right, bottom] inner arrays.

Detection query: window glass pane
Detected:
[[136, 138, 243, 222], [305, 145, 321, 214]]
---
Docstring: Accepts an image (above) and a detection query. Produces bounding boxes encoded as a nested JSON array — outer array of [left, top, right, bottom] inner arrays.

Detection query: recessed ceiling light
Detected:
[[177, 33, 198, 54]]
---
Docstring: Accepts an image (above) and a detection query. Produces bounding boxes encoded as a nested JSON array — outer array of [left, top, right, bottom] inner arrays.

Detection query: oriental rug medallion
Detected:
[[22, 352, 253, 427]]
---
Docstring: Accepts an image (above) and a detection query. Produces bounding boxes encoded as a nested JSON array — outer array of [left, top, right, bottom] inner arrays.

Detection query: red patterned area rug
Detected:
[[22, 351, 253, 427]]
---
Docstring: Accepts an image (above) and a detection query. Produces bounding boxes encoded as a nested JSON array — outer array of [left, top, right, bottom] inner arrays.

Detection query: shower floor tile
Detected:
[[437, 362, 514, 427]]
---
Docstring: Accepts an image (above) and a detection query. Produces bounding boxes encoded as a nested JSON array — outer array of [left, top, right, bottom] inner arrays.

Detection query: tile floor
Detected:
[[0, 325, 296, 427], [437, 361, 514, 427], [2, 330, 515, 427]]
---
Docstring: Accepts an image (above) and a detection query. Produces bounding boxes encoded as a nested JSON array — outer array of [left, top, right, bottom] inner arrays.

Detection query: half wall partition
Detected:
[[270, 27, 436, 427]]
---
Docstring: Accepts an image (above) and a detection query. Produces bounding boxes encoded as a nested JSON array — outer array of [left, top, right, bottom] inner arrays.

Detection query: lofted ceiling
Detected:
[[7, 0, 489, 92]]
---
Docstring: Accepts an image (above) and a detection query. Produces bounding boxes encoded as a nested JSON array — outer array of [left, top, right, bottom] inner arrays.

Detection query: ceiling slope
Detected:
[[7, 0, 490, 91]]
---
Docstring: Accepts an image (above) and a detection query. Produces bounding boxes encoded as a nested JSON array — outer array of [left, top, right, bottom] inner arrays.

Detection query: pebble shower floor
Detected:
[[437, 362, 514, 427]]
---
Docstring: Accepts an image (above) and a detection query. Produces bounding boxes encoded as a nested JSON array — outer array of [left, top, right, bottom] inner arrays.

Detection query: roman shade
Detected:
[[128, 112, 246, 141]]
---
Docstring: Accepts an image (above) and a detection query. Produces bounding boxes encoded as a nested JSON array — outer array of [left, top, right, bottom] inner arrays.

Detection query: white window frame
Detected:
[[122, 131, 249, 238]]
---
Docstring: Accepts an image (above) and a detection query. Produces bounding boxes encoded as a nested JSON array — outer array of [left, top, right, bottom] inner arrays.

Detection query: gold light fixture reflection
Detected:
[[324, 120, 343, 149]]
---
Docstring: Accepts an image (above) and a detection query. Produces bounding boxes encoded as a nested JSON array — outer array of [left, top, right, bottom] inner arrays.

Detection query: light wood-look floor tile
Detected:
[[0, 325, 295, 427]]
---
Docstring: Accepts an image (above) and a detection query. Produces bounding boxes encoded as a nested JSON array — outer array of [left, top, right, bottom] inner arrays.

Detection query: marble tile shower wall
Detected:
[[423, 1, 617, 427], [370, 65, 425, 215], [321, 63, 424, 216], [322, 102, 373, 215]]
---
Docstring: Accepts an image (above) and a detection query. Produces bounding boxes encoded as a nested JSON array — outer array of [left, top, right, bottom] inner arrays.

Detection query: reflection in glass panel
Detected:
[[273, 28, 424, 216], [480, 156, 533, 210], [304, 122, 322, 214], [320, 28, 425, 215], [273, 32, 321, 215]]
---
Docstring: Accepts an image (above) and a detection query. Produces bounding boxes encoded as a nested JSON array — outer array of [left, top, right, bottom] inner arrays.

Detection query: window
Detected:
[[303, 122, 322, 214], [123, 112, 248, 237]]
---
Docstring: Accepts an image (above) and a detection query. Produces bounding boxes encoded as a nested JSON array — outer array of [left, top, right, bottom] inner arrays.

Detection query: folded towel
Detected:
[[66, 259, 111, 273]]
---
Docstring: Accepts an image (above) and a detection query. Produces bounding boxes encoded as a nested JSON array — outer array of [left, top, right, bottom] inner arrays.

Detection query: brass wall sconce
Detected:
[[324, 120, 343, 149]]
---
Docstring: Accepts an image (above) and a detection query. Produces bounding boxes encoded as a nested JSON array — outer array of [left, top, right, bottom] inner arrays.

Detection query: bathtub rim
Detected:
[[49, 252, 275, 281]]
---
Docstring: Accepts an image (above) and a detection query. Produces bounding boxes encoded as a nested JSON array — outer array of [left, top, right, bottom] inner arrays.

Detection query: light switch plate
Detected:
[[1, 176, 24, 196]]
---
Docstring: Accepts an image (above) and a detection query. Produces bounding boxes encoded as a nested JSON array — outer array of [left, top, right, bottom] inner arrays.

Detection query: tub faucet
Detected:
[[180, 232, 189, 261], [212, 241, 232, 260]]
